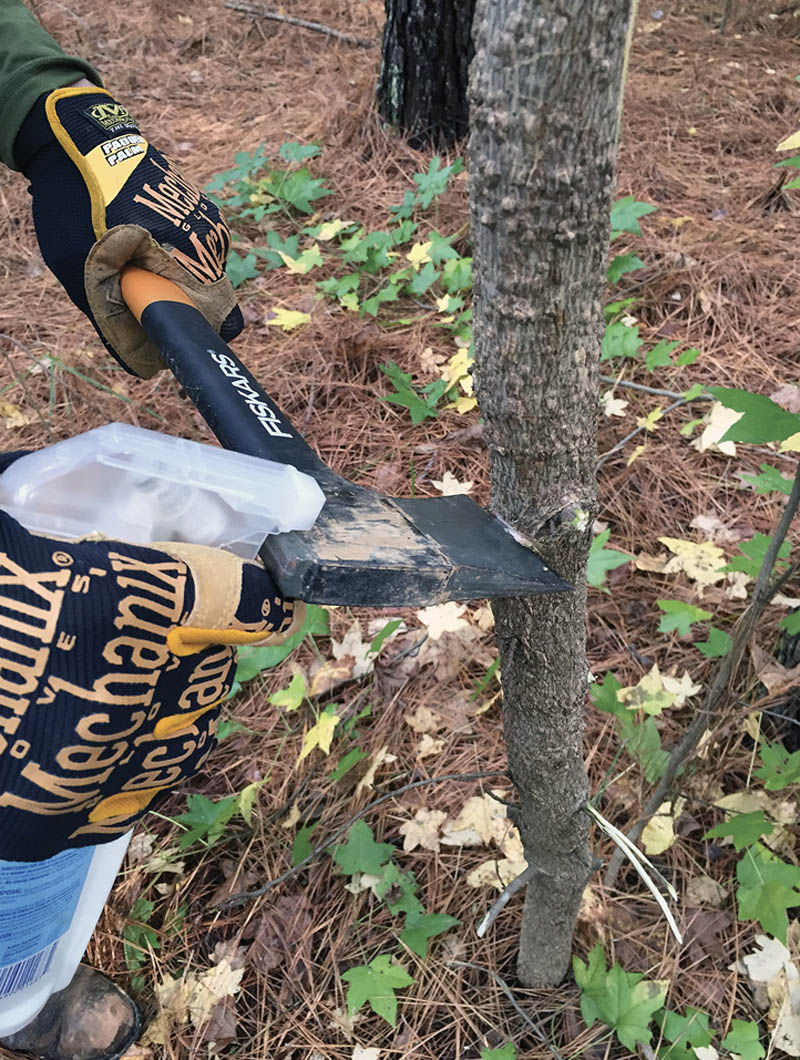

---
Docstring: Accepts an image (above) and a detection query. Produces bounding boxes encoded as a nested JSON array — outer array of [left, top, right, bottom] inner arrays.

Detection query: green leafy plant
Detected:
[[587, 530, 630, 590], [573, 943, 667, 1051], [342, 955, 416, 1027]]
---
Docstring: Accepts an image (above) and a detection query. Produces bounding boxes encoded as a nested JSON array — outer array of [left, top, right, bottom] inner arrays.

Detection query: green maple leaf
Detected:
[[261, 167, 332, 213], [721, 1019, 765, 1060], [232, 605, 328, 691], [412, 155, 464, 207], [704, 810, 773, 851], [781, 610, 800, 635], [268, 671, 306, 711], [741, 462, 794, 495], [573, 943, 667, 1051], [610, 196, 658, 238], [657, 599, 712, 636], [400, 911, 460, 958], [376, 863, 425, 916], [601, 321, 643, 361], [656, 1006, 713, 1059], [736, 844, 800, 943], [707, 386, 800, 443], [333, 820, 395, 877], [590, 672, 625, 718], [608, 252, 645, 285], [587, 530, 630, 590], [226, 250, 259, 289], [342, 954, 415, 1026], [755, 740, 800, 790], [643, 338, 679, 371], [278, 141, 321, 163], [693, 626, 732, 659], [481, 1045, 516, 1060], [441, 256, 473, 293], [174, 793, 238, 850], [379, 361, 440, 424], [720, 532, 790, 579], [405, 260, 439, 296], [254, 230, 300, 270]]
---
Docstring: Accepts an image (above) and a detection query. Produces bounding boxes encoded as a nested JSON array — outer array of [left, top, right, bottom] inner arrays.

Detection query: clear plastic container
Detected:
[[0, 422, 326, 558], [0, 423, 325, 1037]]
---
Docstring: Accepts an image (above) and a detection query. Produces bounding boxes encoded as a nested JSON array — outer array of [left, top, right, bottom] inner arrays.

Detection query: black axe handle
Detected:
[[120, 266, 331, 479]]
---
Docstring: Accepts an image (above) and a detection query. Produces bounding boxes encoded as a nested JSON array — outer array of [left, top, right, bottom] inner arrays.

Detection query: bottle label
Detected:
[[0, 847, 93, 997]]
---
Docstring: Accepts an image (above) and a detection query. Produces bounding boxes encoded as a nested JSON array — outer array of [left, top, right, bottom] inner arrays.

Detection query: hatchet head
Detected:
[[260, 472, 571, 607]]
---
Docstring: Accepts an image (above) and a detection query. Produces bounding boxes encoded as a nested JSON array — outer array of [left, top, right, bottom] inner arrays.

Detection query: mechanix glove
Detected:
[[14, 86, 242, 379], [0, 504, 303, 863]]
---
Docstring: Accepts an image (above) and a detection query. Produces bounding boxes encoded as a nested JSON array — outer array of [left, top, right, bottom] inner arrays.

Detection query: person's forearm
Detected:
[[0, 0, 101, 170]]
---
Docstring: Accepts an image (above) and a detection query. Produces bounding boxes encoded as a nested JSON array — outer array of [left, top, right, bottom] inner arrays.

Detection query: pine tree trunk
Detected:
[[468, 0, 631, 987], [377, 0, 475, 149]]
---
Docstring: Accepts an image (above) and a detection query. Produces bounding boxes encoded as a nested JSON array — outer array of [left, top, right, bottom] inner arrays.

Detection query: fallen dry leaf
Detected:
[[431, 470, 474, 496], [245, 895, 313, 980], [398, 808, 447, 852], [691, 401, 741, 457], [416, 733, 445, 759], [332, 620, 374, 679], [309, 657, 357, 698], [685, 875, 727, 908], [601, 390, 629, 418], [751, 643, 800, 694], [416, 601, 470, 640], [770, 384, 800, 414], [441, 792, 506, 847], [635, 551, 669, 572], [352, 1048, 381, 1060], [355, 745, 396, 796], [403, 705, 442, 733], [472, 605, 495, 631], [740, 927, 800, 1055], [466, 856, 527, 890]]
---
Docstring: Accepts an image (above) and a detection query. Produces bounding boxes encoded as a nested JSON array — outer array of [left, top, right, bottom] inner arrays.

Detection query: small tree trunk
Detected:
[[377, 0, 475, 149], [468, 0, 631, 986]]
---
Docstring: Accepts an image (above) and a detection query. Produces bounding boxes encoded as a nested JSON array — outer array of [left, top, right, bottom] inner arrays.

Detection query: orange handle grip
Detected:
[[120, 265, 196, 323]]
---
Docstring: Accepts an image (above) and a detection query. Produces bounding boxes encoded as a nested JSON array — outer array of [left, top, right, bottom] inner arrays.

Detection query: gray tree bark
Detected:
[[377, 0, 475, 149], [468, 1, 631, 986]]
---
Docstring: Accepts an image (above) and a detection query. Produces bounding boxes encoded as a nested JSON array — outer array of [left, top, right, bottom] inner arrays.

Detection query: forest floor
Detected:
[[1, 0, 800, 1058]]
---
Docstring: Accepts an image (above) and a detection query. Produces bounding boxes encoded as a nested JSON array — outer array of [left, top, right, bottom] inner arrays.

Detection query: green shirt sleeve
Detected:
[[0, 0, 102, 170]]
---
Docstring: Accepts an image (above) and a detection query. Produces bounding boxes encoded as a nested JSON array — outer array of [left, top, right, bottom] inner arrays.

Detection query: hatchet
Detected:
[[120, 266, 571, 607]]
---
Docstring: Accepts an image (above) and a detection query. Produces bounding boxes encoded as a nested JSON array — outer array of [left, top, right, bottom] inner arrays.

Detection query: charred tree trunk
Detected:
[[468, 1, 631, 986], [377, 0, 475, 149]]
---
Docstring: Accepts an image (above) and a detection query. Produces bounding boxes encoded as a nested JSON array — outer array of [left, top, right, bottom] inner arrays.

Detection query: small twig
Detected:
[[719, 0, 734, 33], [597, 396, 687, 467], [476, 865, 532, 938], [223, 0, 375, 47], [774, 1, 800, 13], [604, 465, 800, 889], [219, 769, 508, 909], [599, 374, 713, 401], [446, 960, 565, 1060]]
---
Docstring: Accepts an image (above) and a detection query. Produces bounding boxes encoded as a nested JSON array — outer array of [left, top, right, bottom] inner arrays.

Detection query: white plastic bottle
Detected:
[[0, 423, 325, 1037], [0, 835, 131, 1036]]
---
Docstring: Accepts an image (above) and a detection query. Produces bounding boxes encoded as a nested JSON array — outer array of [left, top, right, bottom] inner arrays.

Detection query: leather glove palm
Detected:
[[15, 86, 242, 379]]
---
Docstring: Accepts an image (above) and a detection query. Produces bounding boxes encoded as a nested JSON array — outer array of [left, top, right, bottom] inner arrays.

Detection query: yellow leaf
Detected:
[[278, 244, 322, 274], [298, 709, 340, 763], [440, 347, 473, 392], [406, 240, 433, 269], [618, 663, 676, 716], [238, 779, 265, 825], [779, 431, 800, 452], [265, 308, 312, 332], [446, 395, 478, 415], [636, 407, 663, 432], [641, 798, 685, 855], [658, 537, 727, 591], [0, 401, 30, 428], [627, 443, 646, 466], [355, 745, 396, 795], [777, 128, 800, 152], [317, 218, 353, 241], [435, 294, 454, 313], [668, 215, 693, 229]]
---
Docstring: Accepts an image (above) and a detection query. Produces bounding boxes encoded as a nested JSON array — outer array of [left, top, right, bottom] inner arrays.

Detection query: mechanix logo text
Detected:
[[84, 101, 137, 134]]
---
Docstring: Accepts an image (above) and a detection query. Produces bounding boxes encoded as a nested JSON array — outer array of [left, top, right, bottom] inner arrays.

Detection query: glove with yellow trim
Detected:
[[0, 502, 301, 862], [15, 86, 242, 379]]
